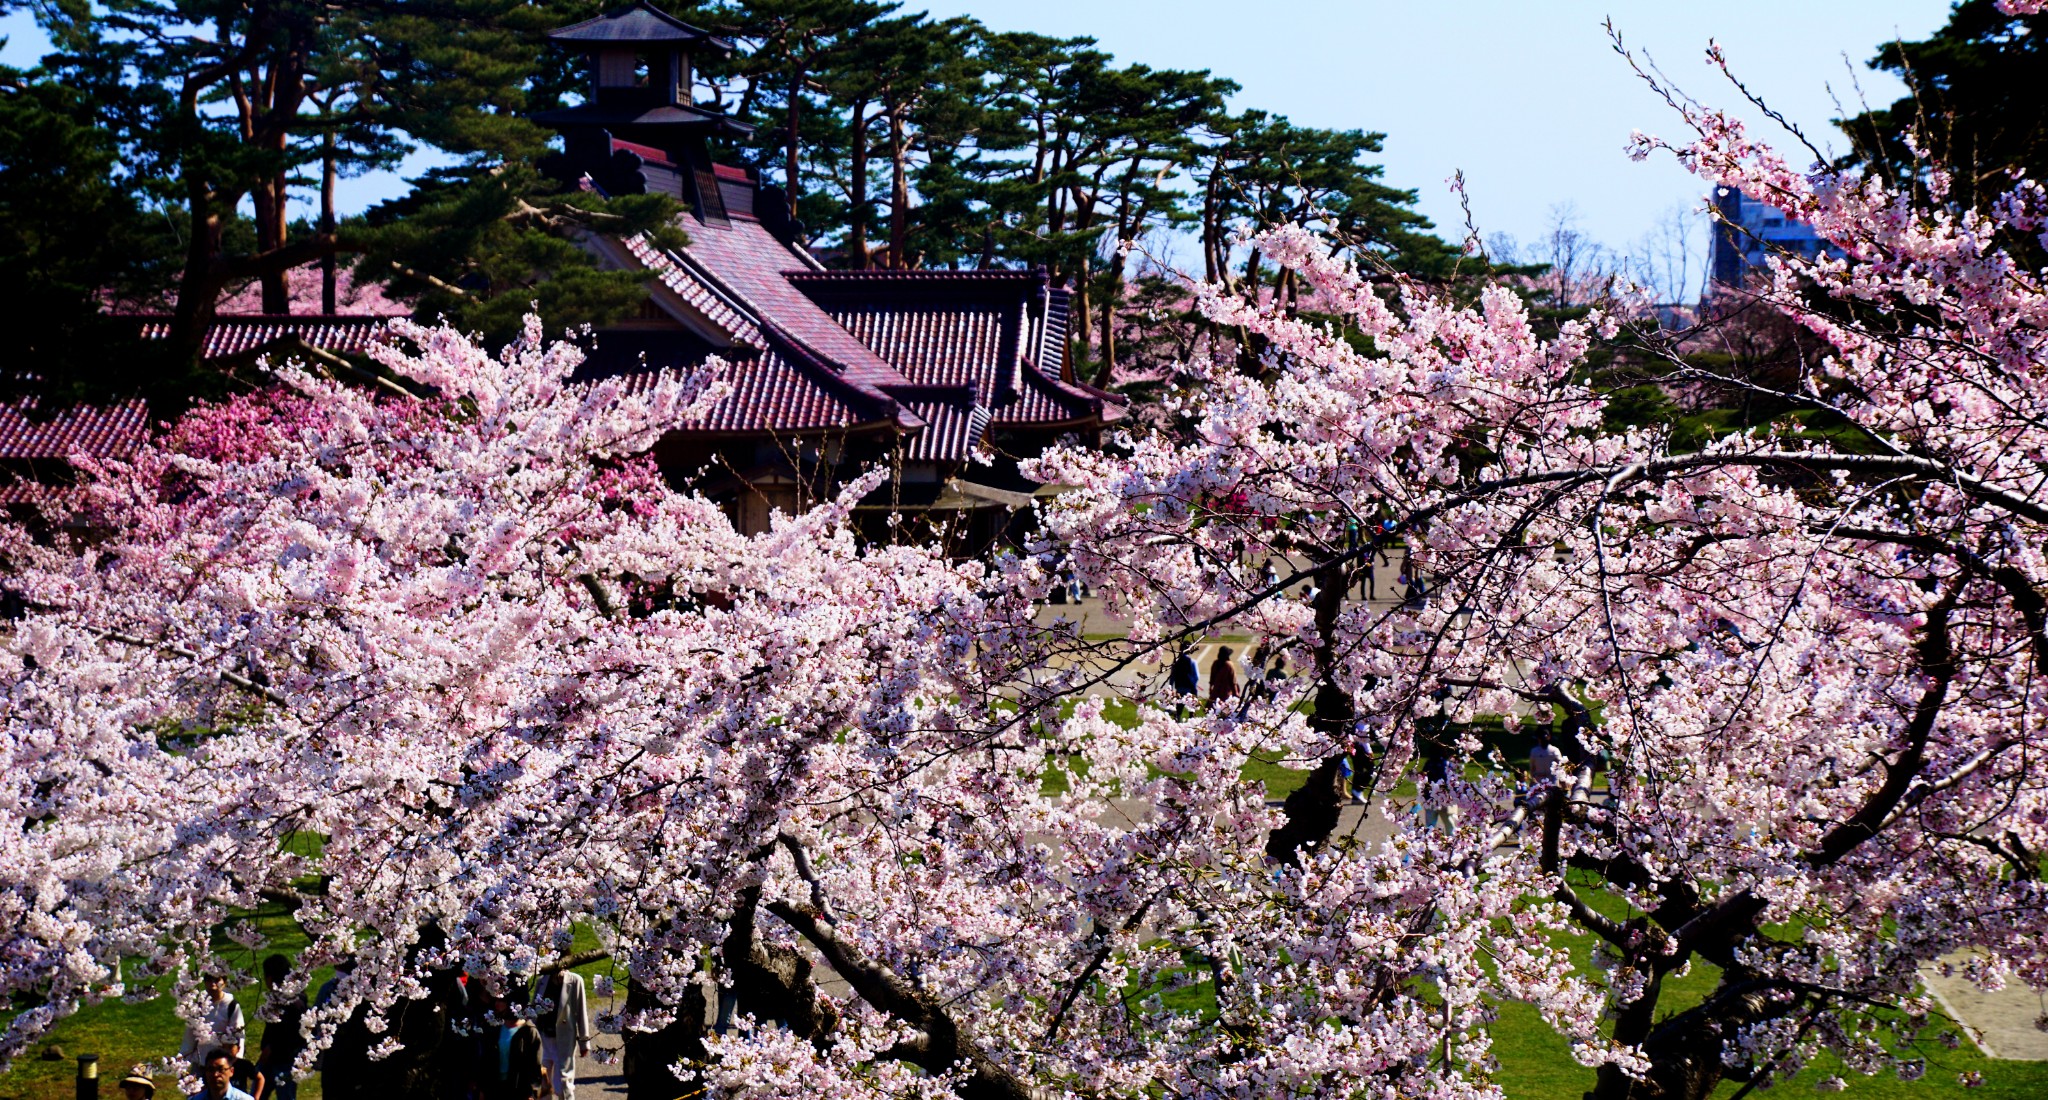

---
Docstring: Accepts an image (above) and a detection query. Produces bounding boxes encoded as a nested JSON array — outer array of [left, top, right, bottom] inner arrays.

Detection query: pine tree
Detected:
[[0, 68, 183, 404], [1835, 0, 2048, 210], [23, 0, 687, 369]]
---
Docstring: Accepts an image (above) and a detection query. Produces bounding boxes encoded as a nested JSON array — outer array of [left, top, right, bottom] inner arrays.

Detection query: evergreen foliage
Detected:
[[0, 0, 1443, 398], [1834, 0, 2048, 211]]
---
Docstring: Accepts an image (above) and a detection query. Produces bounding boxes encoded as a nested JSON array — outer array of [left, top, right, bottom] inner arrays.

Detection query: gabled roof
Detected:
[[595, 350, 875, 434], [529, 103, 750, 134], [623, 234, 765, 348], [546, 2, 734, 52], [789, 269, 1125, 429], [607, 231, 919, 437], [3, 315, 396, 471], [595, 201, 1124, 462]]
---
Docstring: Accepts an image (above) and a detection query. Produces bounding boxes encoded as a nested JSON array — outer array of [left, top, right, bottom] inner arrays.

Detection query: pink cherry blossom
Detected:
[[5, 72, 2047, 1100]]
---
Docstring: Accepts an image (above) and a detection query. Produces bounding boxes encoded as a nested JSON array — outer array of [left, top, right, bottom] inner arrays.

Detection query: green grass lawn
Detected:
[[0, 912, 634, 1100], [0, 892, 330, 1100], [1484, 870, 2048, 1099], [0, 963, 327, 1100]]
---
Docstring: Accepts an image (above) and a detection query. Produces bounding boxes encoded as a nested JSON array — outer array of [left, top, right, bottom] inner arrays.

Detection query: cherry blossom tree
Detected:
[[1029, 58, 2048, 1100], [5, 59, 2048, 1100]]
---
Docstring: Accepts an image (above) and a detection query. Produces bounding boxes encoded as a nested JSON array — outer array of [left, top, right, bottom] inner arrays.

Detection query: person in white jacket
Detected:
[[530, 969, 594, 1100], [178, 975, 245, 1072]]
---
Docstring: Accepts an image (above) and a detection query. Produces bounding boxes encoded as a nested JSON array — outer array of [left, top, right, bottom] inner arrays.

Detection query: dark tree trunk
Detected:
[[888, 107, 909, 269], [321, 126, 337, 314], [170, 202, 227, 367], [1091, 269, 1120, 387], [785, 67, 804, 221], [622, 974, 710, 1100], [848, 102, 871, 269], [1265, 558, 1355, 864]]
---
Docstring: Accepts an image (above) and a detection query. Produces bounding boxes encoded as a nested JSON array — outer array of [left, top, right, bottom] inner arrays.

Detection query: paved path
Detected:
[[1924, 964, 2048, 1060]]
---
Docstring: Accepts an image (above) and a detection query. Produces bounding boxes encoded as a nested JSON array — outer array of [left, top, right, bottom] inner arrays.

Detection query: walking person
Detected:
[[1344, 516, 1361, 589], [1207, 647, 1239, 709], [179, 974, 246, 1073], [530, 969, 594, 1100], [1169, 646, 1200, 718], [473, 992, 546, 1100], [1527, 729, 1558, 785], [1400, 570, 1428, 607], [254, 955, 306, 1100], [1346, 721, 1374, 804]]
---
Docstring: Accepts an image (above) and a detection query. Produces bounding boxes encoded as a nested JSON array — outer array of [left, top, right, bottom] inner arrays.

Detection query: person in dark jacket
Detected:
[[1169, 648, 1199, 697], [1207, 647, 1239, 708], [255, 955, 306, 1100], [475, 992, 546, 1100], [1168, 647, 1200, 718]]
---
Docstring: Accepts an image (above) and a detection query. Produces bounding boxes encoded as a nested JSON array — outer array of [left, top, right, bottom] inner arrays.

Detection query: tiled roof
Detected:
[[624, 235, 764, 347], [828, 306, 1007, 392], [598, 205, 1122, 456], [993, 369, 1113, 426], [1027, 285, 1073, 381], [674, 215, 911, 397], [132, 316, 392, 361], [792, 270, 1124, 428], [0, 397, 151, 462], [899, 396, 989, 462], [546, 2, 731, 50], [604, 352, 870, 433]]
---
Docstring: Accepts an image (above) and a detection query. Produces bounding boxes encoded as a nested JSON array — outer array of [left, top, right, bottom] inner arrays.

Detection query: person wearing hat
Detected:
[[118, 1072, 156, 1100]]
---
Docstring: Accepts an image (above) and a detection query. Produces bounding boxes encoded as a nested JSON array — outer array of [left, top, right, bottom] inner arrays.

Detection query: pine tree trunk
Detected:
[[785, 68, 804, 220], [170, 203, 226, 367], [849, 103, 870, 269], [321, 127, 337, 314], [255, 176, 290, 313], [1092, 277, 1117, 386], [1072, 262, 1091, 366], [888, 107, 909, 269]]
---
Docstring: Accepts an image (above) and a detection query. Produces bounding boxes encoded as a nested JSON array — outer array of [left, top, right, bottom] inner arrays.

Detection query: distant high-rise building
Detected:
[[1708, 186, 1836, 293]]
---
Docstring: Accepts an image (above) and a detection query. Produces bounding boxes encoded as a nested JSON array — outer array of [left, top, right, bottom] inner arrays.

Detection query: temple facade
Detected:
[[7, 2, 1121, 554]]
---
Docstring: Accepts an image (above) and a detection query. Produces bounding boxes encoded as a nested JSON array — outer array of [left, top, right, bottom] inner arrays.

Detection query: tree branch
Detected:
[[767, 900, 1041, 1100]]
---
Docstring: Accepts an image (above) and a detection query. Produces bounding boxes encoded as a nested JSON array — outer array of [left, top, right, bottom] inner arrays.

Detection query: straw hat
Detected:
[[118, 1074, 155, 1097]]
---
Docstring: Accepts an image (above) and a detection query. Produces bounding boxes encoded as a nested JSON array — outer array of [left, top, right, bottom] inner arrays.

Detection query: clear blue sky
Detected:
[[1, 1, 1953, 253], [915, 0, 1953, 253]]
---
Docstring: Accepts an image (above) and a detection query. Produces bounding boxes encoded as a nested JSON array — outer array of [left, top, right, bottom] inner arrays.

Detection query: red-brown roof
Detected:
[[603, 208, 1123, 463], [606, 352, 870, 433], [625, 235, 764, 347], [132, 315, 393, 361], [899, 396, 990, 462], [791, 269, 1124, 434], [1, 315, 398, 475], [673, 216, 911, 397], [827, 304, 1008, 393], [0, 397, 151, 462]]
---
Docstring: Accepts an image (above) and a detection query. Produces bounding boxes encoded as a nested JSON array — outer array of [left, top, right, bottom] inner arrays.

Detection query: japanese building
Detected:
[[536, 1, 1123, 547], [4, 2, 1121, 553]]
